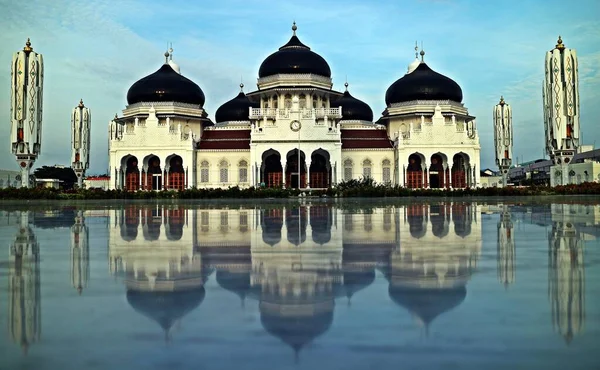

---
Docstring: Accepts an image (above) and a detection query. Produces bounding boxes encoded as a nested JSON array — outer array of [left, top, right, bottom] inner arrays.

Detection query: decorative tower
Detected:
[[8, 211, 41, 355], [548, 207, 585, 344], [10, 39, 44, 188], [493, 96, 512, 186], [543, 36, 580, 186], [71, 99, 91, 188], [71, 210, 89, 294], [497, 205, 515, 287]]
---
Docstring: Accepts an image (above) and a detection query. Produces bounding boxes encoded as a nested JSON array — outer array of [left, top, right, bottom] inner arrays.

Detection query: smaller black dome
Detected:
[[331, 86, 373, 122], [258, 26, 331, 78], [388, 285, 466, 325], [127, 64, 205, 106], [385, 62, 463, 106], [214, 86, 259, 123]]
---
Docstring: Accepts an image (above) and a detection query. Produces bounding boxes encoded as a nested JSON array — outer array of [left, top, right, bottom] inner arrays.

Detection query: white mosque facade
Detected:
[[107, 24, 481, 191]]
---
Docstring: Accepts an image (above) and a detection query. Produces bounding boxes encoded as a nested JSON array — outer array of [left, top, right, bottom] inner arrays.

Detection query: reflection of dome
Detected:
[[260, 305, 333, 356], [258, 23, 331, 78], [385, 62, 463, 106], [214, 85, 259, 123], [126, 63, 206, 106], [216, 270, 251, 303], [126, 287, 205, 332], [388, 285, 466, 325], [339, 268, 375, 301], [330, 85, 373, 122]]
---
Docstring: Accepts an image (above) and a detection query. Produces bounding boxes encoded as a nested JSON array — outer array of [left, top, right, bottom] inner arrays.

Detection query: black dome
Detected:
[[385, 62, 463, 106], [215, 87, 259, 123], [388, 285, 466, 325], [258, 28, 331, 78], [127, 64, 205, 106], [331, 87, 374, 122]]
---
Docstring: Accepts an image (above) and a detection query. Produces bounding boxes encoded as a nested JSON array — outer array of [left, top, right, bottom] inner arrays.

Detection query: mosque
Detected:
[[107, 23, 481, 190]]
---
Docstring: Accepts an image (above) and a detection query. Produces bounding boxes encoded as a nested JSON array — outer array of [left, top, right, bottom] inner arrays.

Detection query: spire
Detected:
[[164, 49, 170, 64], [23, 38, 33, 54], [420, 41, 425, 62], [240, 82, 245, 92], [292, 21, 297, 36], [78, 99, 84, 108], [499, 96, 505, 106], [555, 35, 565, 51], [344, 81, 348, 92]]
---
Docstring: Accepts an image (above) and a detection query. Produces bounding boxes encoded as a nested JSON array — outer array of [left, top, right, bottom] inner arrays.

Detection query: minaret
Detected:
[[497, 205, 515, 287], [10, 38, 44, 188], [71, 210, 89, 294], [493, 96, 513, 186], [548, 216, 585, 344], [8, 211, 41, 355], [543, 36, 580, 186], [71, 99, 91, 188]]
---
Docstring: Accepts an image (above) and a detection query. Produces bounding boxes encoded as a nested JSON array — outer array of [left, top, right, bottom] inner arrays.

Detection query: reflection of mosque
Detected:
[[497, 206, 515, 287], [107, 202, 481, 354], [548, 204, 586, 344], [381, 203, 481, 331], [8, 211, 41, 355]]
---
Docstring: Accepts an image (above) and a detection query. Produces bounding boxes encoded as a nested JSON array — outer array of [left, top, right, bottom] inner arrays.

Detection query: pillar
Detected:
[[281, 159, 286, 188]]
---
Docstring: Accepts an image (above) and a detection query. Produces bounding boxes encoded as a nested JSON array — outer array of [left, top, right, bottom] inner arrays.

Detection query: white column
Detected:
[[306, 160, 312, 189], [281, 159, 286, 188]]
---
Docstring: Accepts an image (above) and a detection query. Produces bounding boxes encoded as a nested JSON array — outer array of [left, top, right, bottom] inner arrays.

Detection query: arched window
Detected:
[[576, 174, 582, 184], [284, 94, 292, 109], [362, 159, 372, 178], [219, 160, 229, 183], [263, 98, 269, 108], [344, 214, 353, 231], [200, 160, 209, 183], [312, 95, 318, 109], [363, 214, 372, 232], [344, 159, 353, 181], [299, 94, 306, 109], [200, 211, 209, 232], [272, 95, 278, 109], [382, 159, 391, 183], [383, 208, 392, 232], [220, 211, 229, 233], [238, 160, 249, 183], [322, 98, 328, 108], [239, 212, 248, 232]]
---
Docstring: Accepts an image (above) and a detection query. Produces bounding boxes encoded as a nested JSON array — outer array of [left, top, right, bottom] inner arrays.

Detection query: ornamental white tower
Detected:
[[71, 99, 91, 188], [8, 211, 41, 355], [493, 96, 512, 186], [543, 36, 580, 186], [497, 205, 515, 287], [10, 39, 44, 188], [71, 210, 89, 294]]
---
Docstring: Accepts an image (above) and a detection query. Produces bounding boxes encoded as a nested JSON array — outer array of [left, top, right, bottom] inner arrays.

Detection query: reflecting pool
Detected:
[[0, 199, 599, 370]]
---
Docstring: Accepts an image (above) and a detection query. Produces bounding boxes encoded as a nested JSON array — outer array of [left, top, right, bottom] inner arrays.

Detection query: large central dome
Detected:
[[258, 23, 331, 78]]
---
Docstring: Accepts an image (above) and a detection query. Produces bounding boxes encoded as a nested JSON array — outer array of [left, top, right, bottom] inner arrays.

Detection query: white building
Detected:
[[108, 24, 480, 191]]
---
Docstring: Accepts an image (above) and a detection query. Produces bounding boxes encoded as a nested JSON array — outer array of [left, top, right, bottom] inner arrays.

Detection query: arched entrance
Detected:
[[145, 155, 162, 190], [310, 149, 331, 189], [261, 150, 283, 188], [286, 206, 307, 246], [429, 153, 447, 189], [167, 155, 185, 190], [452, 153, 469, 188], [124, 156, 140, 191], [286, 149, 307, 189], [310, 206, 332, 245], [262, 208, 283, 246], [166, 208, 184, 241], [406, 153, 424, 188]]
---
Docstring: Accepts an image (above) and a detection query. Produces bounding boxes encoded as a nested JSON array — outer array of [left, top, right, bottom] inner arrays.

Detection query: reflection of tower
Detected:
[[548, 215, 585, 344], [493, 96, 512, 186], [385, 203, 481, 332], [8, 211, 41, 355], [71, 99, 91, 188], [543, 36, 580, 186], [10, 39, 44, 188], [109, 205, 208, 342], [71, 210, 89, 294], [497, 206, 515, 287]]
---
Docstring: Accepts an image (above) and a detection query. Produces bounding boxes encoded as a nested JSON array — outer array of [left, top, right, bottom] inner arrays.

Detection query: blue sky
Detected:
[[1, 0, 599, 174]]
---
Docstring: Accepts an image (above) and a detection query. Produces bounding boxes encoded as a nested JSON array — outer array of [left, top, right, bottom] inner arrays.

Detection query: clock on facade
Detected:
[[290, 120, 302, 132]]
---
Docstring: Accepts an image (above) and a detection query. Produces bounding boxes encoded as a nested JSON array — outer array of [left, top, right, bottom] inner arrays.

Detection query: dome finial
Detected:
[[420, 41, 425, 62], [23, 38, 33, 53], [556, 35, 565, 51], [292, 21, 297, 35], [344, 81, 349, 91], [78, 98, 84, 108], [499, 96, 505, 105], [240, 82, 244, 92], [414, 40, 419, 59]]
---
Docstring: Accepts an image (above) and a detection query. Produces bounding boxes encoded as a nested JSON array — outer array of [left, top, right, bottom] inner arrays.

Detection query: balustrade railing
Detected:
[[248, 107, 342, 119]]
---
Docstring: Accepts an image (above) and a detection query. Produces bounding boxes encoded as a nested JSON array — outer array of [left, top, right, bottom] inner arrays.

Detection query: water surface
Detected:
[[0, 198, 599, 370]]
